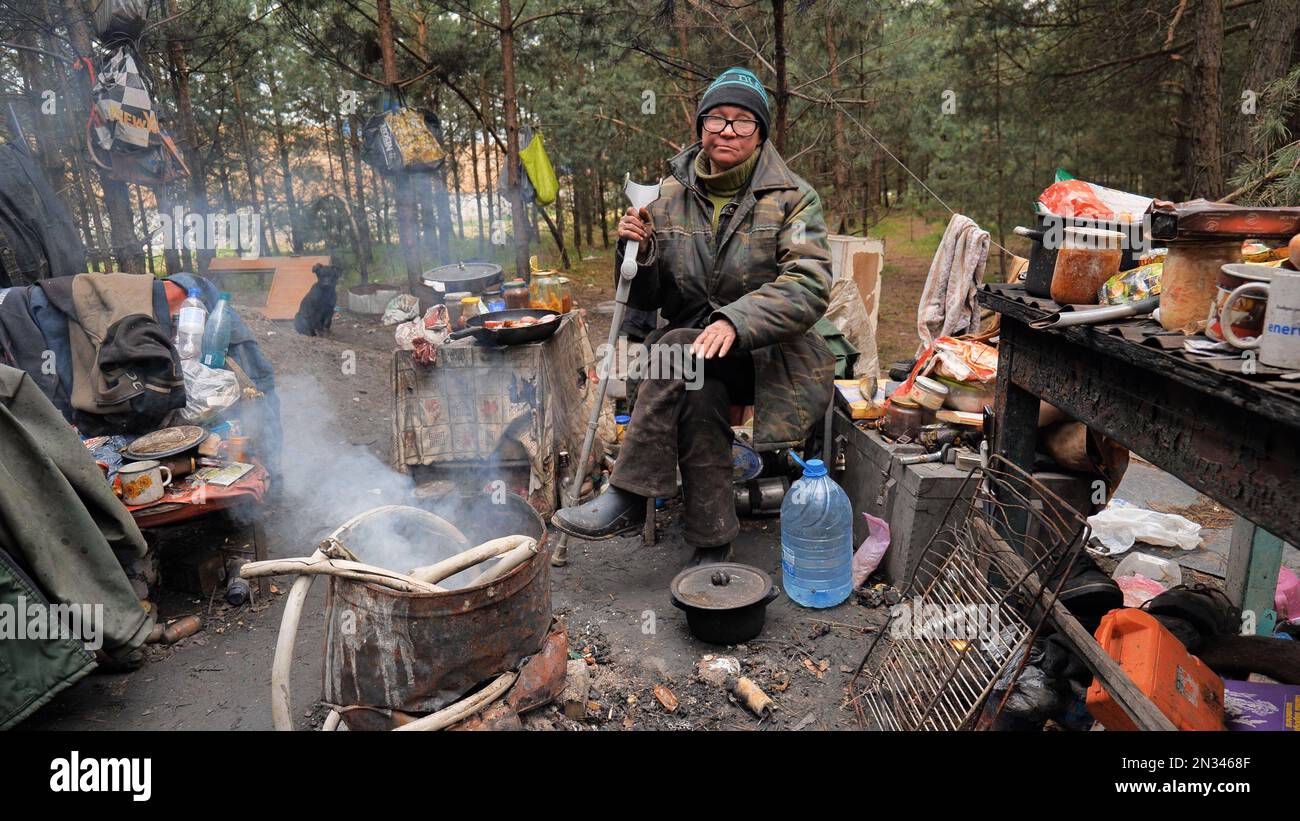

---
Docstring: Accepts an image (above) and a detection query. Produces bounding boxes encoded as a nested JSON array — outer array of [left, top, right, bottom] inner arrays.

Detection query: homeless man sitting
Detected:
[[551, 67, 835, 566]]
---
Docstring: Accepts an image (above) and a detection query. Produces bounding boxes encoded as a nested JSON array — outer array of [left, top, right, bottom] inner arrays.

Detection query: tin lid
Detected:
[[125, 425, 207, 459], [670, 563, 773, 610], [892, 395, 920, 408], [914, 375, 950, 396], [460, 296, 481, 304]]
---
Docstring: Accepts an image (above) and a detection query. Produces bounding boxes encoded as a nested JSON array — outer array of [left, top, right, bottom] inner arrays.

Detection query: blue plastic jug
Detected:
[[780, 454, 853, 608]]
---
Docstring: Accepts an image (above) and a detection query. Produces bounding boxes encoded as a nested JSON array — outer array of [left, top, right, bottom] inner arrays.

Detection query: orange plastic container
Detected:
[[1085, 608, 1225, 731]]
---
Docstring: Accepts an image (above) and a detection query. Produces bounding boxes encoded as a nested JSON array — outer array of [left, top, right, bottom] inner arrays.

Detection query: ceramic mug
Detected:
[[119, 460, 172, 505], [1222, 267, 1300, 369], [1206, 263, 1272, 343]]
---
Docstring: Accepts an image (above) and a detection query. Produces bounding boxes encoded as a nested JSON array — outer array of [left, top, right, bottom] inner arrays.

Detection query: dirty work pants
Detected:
[[609, 328, 754, 547]]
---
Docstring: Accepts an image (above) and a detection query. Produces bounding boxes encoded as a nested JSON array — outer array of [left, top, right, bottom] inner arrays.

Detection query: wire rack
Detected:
[[848, 455, 1093, 731]]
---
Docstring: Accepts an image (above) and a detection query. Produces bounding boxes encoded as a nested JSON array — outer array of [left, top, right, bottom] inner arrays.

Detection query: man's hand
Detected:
[[692, 318, 738, 359]]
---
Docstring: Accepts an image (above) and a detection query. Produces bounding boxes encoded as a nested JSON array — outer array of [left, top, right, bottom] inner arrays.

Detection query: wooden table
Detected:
[[980, 282, 1295, 636]]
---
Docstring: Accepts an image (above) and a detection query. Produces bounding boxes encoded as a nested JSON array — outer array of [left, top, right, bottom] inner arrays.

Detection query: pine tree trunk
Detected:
[[348, 111, 373, 275], [1186, 0, 1226, 197], [165, 0, 212, 272], [470, 124, 485, 256], [499, 0, 530, 279], [771, 0, 788, 152]]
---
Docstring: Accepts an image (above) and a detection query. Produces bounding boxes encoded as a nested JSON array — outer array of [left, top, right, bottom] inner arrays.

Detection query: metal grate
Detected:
[[849, 455, 1093, 731]]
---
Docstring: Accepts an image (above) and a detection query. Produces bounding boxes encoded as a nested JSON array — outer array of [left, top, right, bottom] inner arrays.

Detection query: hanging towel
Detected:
[[915, 213, 990, 356]]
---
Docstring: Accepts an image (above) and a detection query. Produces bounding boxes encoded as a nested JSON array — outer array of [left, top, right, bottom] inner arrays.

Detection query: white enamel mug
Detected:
[[1222, 267, 1300, 370]]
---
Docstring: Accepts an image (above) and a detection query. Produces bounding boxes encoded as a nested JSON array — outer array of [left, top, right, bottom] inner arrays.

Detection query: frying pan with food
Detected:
[[448, 308, 562, 345]]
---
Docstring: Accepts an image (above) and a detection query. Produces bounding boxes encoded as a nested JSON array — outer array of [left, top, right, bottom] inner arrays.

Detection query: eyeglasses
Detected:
[[701, 114, 759, 138]]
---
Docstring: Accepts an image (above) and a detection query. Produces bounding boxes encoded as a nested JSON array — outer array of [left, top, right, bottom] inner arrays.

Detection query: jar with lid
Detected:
[[1159, 240, 1243, 332], [883, 396, 930, 442], [504, 279, 530, 310], [530, 274, 561, 312], [556, 276, 573, 313], [482, 285, 506, 313], [1050, 227, 1125, 305], [460, 295, 486, 321]]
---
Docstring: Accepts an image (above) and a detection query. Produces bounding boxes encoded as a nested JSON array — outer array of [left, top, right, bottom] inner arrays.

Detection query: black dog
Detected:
[[294, 263, 341, 336]]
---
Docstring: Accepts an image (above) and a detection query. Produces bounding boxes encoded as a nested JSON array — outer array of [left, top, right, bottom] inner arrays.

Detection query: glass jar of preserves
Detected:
[[530, 274, 561, 312], [556, 276, 573, 313], [504, 279, 530, 310]]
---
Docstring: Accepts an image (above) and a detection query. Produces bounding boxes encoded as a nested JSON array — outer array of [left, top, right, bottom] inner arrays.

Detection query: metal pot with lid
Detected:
[[421, 261, 503, 303], [670, 562, 780, 645]]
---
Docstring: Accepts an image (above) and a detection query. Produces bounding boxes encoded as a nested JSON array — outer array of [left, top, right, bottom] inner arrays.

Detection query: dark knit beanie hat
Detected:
[[695, 67, 771, 141]]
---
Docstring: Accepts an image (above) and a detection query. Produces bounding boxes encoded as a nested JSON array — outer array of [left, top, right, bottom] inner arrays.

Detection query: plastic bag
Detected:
[[1038, 178, 1152, 223], [361, 107, 445, 175], [1086, 499, 1202, 555], [382, 293, 420, 325], [1099, 262, 1162, 305], [852, 512, 890, 587], [93, 0, 150, 43], [178, 359, 240, 424], [519, 131, 559, 205]]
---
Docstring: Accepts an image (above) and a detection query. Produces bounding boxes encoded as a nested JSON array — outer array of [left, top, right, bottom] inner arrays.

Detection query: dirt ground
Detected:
[[21, 220, 1108, 732], [25, 288, 895, 732]]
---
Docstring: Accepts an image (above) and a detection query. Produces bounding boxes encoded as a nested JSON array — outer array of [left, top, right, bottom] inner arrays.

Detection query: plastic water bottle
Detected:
[[174, 289, 207, 361], [200, 291, 234, 368], [780, 455, 853, 608]]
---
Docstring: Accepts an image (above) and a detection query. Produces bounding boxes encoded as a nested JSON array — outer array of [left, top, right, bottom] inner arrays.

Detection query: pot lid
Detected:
[[422, 261, 502, 285], [125, 425, 207, 459], [671, 562, 772, 610]]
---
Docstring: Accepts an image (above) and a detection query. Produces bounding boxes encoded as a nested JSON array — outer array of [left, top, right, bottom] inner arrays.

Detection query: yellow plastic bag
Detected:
[[520, 131, 559, 205]]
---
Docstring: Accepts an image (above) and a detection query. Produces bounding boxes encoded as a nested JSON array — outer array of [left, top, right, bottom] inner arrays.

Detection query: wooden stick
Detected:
[[242, 556, 444, 594], [392, 672, 517, 732], [408, 535, 534, 584], [472, 540, 539, 585]]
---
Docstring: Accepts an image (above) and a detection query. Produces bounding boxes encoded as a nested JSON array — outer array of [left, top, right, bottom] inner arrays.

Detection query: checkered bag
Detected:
[[91, 45, 158, 152]]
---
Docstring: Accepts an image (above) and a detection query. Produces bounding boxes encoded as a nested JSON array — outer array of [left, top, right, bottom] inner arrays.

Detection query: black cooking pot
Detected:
[[670, 563, 780, 645], [1017, 213, 1146, 299], [422, 261, 503, 303]]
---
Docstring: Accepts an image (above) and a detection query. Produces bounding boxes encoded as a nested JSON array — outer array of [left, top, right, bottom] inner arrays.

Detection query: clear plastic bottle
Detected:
[[780, 455, 854, 608], [174, 288, 207, 361], [200, 292, 234, 368]]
